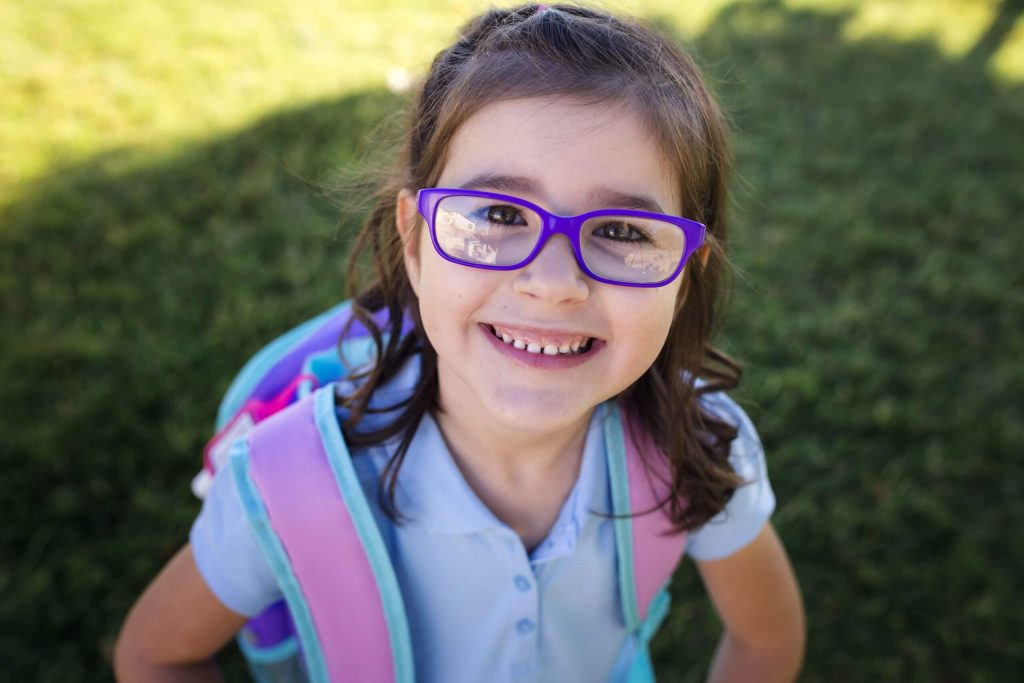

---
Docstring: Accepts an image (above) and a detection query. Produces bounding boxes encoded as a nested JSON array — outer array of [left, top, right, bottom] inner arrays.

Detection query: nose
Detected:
[[513, 233, 589, 303]]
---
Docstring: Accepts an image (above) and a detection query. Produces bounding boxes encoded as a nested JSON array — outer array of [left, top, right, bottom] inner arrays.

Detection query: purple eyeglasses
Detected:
[[416, 188, 706, 288]]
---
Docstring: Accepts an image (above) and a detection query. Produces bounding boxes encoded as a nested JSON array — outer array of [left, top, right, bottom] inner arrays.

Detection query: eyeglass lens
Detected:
[[433, 195, 686, 284]]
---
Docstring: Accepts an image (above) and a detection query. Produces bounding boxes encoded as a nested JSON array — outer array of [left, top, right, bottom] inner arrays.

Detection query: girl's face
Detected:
[[399, 96, 686, 436]]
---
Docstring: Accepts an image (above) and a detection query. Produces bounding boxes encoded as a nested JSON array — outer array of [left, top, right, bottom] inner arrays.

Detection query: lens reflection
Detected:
[[435, 196, 539, 266], [580, 215, 685, 284]]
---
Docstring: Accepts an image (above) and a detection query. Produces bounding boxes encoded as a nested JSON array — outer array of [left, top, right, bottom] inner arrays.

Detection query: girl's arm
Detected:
[[114, 544, 248, 682], [695, 523, 805, 683]]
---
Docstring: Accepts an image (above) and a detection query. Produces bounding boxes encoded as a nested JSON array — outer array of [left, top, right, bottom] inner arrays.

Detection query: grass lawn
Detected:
[[2, 1, 1022, 680]]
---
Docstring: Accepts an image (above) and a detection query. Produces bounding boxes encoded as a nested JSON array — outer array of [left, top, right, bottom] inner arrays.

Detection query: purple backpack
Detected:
[[196, 301, 687, 682]]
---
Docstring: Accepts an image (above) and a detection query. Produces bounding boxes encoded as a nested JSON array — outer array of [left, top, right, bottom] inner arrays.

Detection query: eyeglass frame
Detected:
[[416, 187, 707, 288]]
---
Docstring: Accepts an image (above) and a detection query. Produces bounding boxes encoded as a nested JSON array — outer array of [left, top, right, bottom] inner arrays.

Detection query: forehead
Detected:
[[436, 97, 680, 215]]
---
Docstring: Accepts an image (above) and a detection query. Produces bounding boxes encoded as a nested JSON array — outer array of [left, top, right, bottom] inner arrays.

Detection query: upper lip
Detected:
[[483, 321, 603, 342]]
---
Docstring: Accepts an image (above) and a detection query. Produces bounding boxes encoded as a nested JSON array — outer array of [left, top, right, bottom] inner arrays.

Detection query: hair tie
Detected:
[[536, 4, 549, 13]]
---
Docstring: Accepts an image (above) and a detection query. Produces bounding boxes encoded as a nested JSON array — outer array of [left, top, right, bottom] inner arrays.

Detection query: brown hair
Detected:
[[341, 3, 743, 532]]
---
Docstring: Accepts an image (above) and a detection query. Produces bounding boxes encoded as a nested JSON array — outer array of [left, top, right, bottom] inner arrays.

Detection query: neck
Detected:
[[432, 386, 595, 548], [434, 405, 593, 481]]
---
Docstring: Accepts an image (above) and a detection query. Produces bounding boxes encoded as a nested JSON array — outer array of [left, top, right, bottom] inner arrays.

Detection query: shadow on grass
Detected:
[[0, 88, 405, 680], [1, 2, 1022, 681]]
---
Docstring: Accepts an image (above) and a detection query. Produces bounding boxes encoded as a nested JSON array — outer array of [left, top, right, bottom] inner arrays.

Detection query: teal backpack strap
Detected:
[[605, 404, 642, 633], [604, 402, 689, 681]]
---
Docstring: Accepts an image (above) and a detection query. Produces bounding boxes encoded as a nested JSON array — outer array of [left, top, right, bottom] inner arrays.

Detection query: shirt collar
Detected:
[[396, 413, 507, 535], [528, 408, 607, 563], [397, 404, 609, 565]]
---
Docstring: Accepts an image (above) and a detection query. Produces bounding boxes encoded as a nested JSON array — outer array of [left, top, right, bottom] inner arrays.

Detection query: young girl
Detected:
[[115, 4, 804, 682]]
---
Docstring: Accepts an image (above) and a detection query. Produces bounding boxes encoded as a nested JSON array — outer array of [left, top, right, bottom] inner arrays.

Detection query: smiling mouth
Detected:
[[487, 324, 596, 356]]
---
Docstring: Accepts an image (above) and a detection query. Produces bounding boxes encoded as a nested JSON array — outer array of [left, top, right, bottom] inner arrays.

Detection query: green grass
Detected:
[[2, 1, 1023, 681]]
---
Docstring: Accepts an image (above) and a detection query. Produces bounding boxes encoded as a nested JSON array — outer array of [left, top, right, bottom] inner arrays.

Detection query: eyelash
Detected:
[[592, 222, 652, 243], [479, 205, 527, 225]]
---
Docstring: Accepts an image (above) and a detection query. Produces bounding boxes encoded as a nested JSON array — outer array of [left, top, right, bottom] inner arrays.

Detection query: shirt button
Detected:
[[516, 619, 535, 635], [514, 575, 531, 592]]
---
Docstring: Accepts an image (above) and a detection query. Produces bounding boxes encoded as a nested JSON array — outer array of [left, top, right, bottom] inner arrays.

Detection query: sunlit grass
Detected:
[[791, 0, 997, 52], [5, 0, 1020, 204], [0, 0, 483, 201], [992, 12, 1024, 79], [786, 0, 1024, 80]]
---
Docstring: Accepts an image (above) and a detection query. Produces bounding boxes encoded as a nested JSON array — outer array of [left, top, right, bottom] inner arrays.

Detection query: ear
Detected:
[[697, 244, 711, 269], [396, 188, 422, 297], [674, 245, 711, 314]]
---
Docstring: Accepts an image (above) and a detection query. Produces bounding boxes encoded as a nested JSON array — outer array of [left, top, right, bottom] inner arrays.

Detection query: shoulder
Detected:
[[696, 382, 759, 438], [335, 350, 423, 435], [686, 389, 776, 561], [190, 443, 280, 616], [697, 389, 765, 480]]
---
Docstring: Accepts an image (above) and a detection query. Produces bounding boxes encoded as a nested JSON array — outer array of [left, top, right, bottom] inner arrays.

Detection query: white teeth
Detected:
[[491, 325, 593, 356]]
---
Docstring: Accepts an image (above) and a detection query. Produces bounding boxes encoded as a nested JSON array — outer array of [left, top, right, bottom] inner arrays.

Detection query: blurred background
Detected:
[[2, 0, 1022, 680]]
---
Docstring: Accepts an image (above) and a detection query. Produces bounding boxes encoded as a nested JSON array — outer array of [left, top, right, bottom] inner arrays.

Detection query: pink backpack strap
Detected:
[[233, 385, 413, 683], [606, 403, 688, 632]]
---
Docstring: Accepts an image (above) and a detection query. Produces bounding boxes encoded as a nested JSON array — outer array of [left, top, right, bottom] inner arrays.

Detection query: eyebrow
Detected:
[[458, 173, 669, 215]]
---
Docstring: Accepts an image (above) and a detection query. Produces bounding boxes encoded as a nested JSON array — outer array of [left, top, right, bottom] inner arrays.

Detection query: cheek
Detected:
[[673, 267, 696, 315], [647, 281, 684, 337], [413, 246, 479, 338], [647, 301, 679, 359], [616, 289, 679, 365]]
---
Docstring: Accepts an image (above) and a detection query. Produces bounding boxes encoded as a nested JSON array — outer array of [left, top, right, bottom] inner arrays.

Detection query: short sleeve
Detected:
[[685, 393, 776, 561], [189, 451, 280, 617]]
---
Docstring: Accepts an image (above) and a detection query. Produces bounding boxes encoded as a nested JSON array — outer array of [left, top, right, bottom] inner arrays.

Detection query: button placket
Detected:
[[509, 555, 540, 677]]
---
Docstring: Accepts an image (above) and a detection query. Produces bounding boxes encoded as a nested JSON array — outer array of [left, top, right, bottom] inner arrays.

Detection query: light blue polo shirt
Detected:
[[190, 358, 775, 682]]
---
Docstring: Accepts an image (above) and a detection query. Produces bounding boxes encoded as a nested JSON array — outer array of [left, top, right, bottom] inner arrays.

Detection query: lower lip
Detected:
[[480, 324, 603, 369]]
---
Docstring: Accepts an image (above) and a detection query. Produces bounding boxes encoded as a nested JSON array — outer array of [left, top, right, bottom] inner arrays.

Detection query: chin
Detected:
[[483, 386, 598, 435]]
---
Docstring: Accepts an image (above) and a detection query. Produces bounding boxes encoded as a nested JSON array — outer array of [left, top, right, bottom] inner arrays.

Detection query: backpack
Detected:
[[196, 300, 687, 683]]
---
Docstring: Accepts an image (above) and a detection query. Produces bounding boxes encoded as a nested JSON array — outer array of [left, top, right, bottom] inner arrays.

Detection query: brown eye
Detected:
[[486, 205, 525, 225], [593, 222, 649, 243]]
